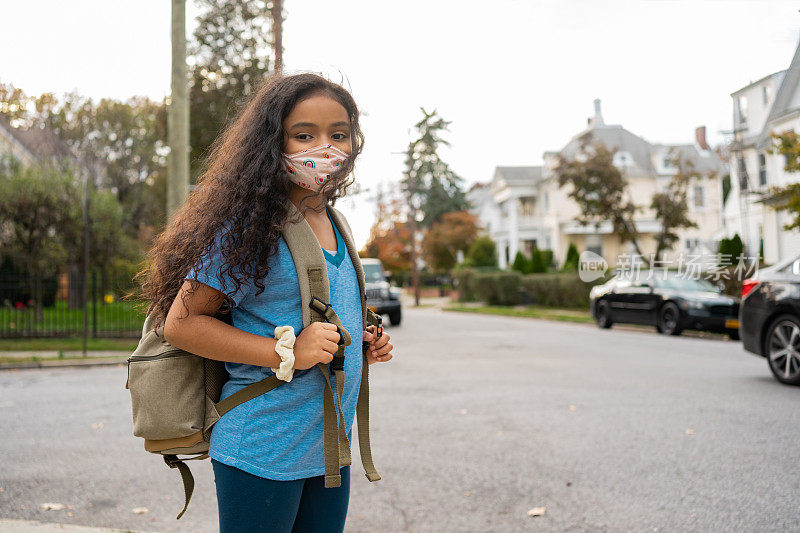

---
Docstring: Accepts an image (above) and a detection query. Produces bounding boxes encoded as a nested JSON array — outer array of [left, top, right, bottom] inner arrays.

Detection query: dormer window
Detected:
[[763, 85, 772, 106], [737, 95, 748, 125]]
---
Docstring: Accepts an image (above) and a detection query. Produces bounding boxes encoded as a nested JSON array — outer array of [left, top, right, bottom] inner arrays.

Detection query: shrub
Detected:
[[466, 236, 497, 267], [521, 271, 610, 308], [473, 271, 522, 306]]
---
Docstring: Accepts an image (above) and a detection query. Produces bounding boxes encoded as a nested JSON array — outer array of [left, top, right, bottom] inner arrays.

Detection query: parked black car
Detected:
[[589, 270, 740, 338], [362, 258, 402, 326], [740, 252, 800, 385]]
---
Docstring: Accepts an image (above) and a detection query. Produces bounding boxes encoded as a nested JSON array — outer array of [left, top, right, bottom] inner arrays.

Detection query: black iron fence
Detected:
[[0, 271, 145, 338]]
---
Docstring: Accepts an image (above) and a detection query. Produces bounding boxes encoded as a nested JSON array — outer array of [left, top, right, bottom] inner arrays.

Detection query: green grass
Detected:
[[444, 304, 593, 323], [0, 354, 128, 364], [0, 299, 146, 334], [0, 337, 139, 351]]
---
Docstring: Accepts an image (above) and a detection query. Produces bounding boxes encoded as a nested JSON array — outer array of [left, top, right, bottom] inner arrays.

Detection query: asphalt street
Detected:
[[1, 306, 798, 532]]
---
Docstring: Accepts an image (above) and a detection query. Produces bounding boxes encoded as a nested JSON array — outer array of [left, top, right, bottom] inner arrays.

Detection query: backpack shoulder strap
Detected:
[[282, 198, 354, 487], [327, 203, 381, 484]]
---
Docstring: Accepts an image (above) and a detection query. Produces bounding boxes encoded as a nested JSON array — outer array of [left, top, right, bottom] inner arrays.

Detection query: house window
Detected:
[[738, 157, 749, 190], [519, 196, 536, 217], [585, 234, 603, 257], [663, 156, 674, 169], [763, 85, 772, 106], [685, 238, 699, 250], [759, 153, 767, 186], [737, 95, 748, 125], [693, 184, 704, 208]]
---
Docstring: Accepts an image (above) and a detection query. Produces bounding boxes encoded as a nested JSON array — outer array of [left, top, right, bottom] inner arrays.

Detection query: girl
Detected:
[[135, 73, 393, 532]]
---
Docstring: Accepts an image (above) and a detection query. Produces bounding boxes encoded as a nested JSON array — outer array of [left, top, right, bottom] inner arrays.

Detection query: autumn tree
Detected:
[[555, 135, 646, 261], [768, 130, 800, 231], [556, 134, 711, 266], [361, 193, 413, 275], [649, 150, 708, 260], [421, 211, 479, 272]]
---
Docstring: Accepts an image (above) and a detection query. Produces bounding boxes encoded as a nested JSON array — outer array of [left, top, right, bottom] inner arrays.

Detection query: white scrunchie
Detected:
[[271, 325, 296, 382]]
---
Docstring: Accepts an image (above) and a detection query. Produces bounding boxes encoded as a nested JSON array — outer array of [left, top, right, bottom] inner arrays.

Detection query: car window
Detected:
[[363, 263, 385, 282], [657, 276, 719, 292]]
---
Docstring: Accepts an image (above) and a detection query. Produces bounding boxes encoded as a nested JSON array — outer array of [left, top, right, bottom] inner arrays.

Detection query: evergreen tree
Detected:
[[563, 242, 580, 271], [730, 233, 744, 260], [512, 251, 529, 274], [401, 108, 471, 230], [530, 246, 546, 273]]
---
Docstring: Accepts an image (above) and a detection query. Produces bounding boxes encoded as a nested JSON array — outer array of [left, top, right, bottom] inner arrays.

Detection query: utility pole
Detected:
[[167, 0, 189, 220], [271, 0, 283, 74]]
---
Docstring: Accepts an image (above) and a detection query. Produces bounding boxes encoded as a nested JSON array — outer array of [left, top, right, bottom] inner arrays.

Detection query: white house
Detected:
[[471, 100, 726, 270], [725, 39, 800, 263]]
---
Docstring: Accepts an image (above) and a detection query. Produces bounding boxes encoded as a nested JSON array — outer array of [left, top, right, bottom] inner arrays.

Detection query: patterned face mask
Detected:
[[282, 144, 349, 192]]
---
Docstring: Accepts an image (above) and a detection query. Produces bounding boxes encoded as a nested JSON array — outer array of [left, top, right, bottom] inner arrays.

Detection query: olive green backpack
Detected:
[[125, 199, 382, 519]]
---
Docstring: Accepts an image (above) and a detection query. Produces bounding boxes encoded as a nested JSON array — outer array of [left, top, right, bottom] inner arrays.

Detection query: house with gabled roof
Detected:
[[0, 114, 77, 169], [726, 39, 800, 263], [470, 99, 726, 270]]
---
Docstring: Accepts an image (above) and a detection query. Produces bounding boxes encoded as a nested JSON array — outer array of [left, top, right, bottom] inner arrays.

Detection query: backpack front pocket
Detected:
[[128, 350, 206, 441]]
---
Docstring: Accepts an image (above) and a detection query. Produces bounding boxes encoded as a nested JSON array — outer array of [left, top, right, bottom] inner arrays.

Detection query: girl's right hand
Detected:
[[292, 322, 342, 370]]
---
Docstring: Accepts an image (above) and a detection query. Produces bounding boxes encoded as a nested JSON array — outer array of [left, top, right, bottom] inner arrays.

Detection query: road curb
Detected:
[[0, 519, 149, 532], [0, 358, 127, 371]]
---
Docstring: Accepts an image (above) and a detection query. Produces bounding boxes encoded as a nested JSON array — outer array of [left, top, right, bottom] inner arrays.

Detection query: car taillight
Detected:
[[741, 279, 760, 299]]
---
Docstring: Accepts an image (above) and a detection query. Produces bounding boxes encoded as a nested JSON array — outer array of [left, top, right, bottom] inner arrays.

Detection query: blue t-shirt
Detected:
[[184, 206, 363, 480]]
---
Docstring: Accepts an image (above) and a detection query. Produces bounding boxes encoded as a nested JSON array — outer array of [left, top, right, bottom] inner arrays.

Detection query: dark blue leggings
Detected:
[[211, 458, 351, 533]]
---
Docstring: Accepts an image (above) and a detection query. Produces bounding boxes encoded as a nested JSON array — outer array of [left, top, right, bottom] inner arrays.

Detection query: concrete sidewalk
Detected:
[[0, 350, 131, 360], [0, 519, 149, 532]]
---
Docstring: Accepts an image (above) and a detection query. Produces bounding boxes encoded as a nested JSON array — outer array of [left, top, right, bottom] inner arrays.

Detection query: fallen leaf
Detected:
[[566, 481, 572, 487], [91, 422, 104, 430], [497, 431, 503, 436], [132, 507, 149, 514], [458, 409, 468, 415], [685, 429, 695, 435], [569, 405, 576, 411], [465, 491, 471, 496], [527, 506, 546, 517], [40, 503, 66, 511]]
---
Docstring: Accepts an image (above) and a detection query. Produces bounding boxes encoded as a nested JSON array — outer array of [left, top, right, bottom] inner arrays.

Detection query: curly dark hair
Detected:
[[130, 73, 364, 328]]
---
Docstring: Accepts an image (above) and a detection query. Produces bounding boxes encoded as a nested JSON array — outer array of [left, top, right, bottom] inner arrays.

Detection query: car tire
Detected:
[[658, 302, 683, 336], [389, 309, 402, 326], [763, 314, 800, 385], [595, 300, 613, 329]]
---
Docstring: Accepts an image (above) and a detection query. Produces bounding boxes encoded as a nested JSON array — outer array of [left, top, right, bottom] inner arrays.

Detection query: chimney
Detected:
[[590, 99, 604, 127], [695, 126, 709, 150]]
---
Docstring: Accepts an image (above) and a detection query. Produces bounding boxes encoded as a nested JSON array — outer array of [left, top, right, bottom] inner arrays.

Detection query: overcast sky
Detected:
[[2, 0, 799, 248]]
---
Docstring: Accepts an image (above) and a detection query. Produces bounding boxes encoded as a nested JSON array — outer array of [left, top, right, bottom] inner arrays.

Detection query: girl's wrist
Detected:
[[271, 325, 296, 381], [261, 336, 284, 369]]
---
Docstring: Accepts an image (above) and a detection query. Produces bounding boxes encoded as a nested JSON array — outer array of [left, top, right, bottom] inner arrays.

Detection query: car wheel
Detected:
[[389, 309, 401, 326], [764, 314, 800, 385], [658, 302, 683, 336], [595, 300, 613, 329]]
